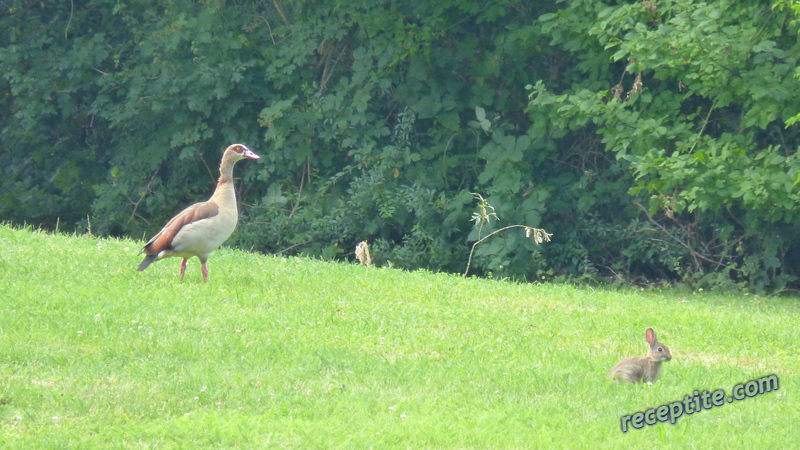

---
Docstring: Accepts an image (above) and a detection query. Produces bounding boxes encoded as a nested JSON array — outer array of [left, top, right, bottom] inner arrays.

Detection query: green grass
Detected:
[[0, 223, 798, 448]]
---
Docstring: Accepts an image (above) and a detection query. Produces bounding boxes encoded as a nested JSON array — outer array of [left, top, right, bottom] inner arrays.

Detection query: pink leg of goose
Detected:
[[179, 258, 188, 278], [201, 262, 209, 282]]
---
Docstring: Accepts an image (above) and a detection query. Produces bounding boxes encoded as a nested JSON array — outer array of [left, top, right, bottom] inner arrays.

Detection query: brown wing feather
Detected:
[[140, 201, 220, 255]]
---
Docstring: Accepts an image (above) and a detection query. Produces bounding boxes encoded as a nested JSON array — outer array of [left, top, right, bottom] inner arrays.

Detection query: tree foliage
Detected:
[[529, 0, 800, 291], [3, 0, 800, 292]]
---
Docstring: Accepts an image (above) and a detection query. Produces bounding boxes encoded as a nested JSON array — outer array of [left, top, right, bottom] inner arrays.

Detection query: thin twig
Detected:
[[689, 98, 717, 154], [272, 0, 290, 26], [289, 159, 307, 219], [632, 199, 722, 269], [127, 170, 161, 226], [65, 0, 74, 39], [259, 15, 277, 45], [277, 241, 310, 255], [199, 151, 215, 185]]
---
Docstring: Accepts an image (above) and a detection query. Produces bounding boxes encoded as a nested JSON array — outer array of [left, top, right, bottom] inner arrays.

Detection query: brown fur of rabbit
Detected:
[[607, 328, 671, 384]]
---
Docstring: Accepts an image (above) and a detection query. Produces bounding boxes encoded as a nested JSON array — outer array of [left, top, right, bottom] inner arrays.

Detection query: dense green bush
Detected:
[[528, 0, 800, 291], [3, 0, 800, 292]]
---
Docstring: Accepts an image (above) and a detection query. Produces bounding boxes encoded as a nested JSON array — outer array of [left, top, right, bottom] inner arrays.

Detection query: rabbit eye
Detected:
[[657, 347, 663, 352]]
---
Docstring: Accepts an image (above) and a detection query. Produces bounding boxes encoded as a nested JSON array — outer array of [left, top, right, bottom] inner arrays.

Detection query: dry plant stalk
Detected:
[[464, 194, 552, 277], [627, 73, 643, 99], [611, 83, 624, 102], [355, 240, 372, 266]]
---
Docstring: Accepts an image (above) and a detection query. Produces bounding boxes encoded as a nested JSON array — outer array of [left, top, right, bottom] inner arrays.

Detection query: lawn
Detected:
[[0, 224, 797, 448]]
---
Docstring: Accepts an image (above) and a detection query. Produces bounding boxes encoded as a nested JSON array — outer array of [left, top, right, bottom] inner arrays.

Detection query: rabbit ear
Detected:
[[646, 328, 656, 345]]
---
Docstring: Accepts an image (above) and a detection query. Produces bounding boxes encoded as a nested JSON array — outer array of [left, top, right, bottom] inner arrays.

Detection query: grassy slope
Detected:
[[0, 224, 797, 448]]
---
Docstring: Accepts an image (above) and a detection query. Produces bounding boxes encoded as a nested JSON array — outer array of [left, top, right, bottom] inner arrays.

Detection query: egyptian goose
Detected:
[[137, 143, 259, 281]]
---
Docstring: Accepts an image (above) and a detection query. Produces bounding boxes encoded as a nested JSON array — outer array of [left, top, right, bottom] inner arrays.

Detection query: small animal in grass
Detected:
[[607, 328, 672, 384], [137, 143, 260, 281]]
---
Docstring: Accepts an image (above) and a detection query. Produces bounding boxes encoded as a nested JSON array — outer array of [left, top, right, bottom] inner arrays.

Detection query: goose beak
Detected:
[[244, 148, 260, 160]]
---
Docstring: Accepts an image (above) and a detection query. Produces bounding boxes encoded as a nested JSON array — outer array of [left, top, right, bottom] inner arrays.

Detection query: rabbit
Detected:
[[607, 328, 672, 384]]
